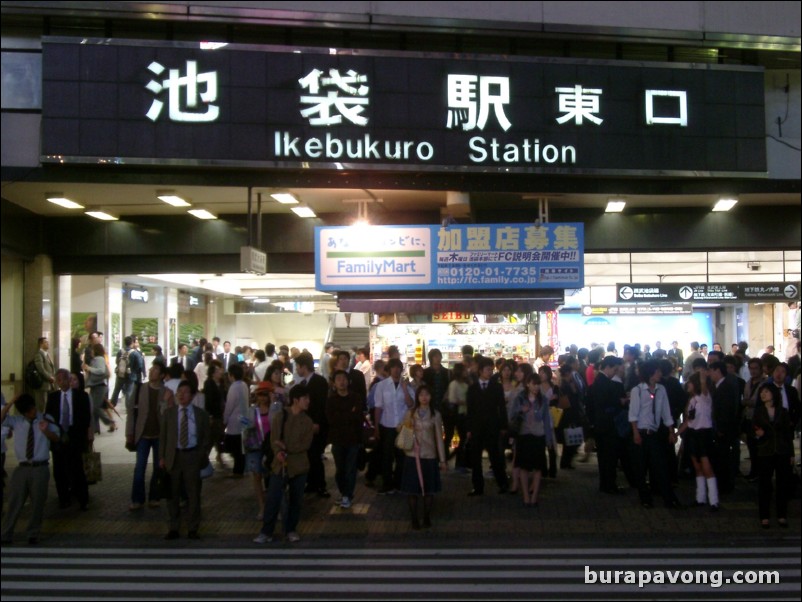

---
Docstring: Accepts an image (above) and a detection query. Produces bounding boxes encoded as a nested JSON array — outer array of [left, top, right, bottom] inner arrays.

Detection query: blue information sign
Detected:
[[316, 223, 584, 291]]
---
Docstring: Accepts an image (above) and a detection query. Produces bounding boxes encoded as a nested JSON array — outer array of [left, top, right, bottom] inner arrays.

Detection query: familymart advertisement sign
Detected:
[[315, 223, 583, 291]]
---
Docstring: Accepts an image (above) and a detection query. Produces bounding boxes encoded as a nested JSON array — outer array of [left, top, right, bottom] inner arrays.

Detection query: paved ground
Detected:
[[2, 413, 800, 548]]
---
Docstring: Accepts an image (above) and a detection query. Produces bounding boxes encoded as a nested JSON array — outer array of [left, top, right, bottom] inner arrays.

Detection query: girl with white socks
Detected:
[[678, 372, 720, 511]]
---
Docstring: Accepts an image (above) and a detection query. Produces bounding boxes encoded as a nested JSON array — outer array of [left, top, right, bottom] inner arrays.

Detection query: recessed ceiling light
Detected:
[[85, 210, 119, 221], [157, 193, 191, 207], [46, 196, 84, 210], [605, 199, 626, 213], [712, 198, 738, 212], [188, 209, 217, 220], [271, 193, 299, 205], [291, 205, 316, 218]]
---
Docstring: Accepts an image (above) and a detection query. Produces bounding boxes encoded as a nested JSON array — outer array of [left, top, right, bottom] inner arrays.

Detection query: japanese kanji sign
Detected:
[[41, 39, 766, 175], [316, 224, 584, 291]]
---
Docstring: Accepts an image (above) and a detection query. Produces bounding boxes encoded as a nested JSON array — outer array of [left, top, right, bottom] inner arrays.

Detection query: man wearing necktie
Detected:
[[1, 394, 60, 544], [466, 357, 509, 496], [217, 341, 237, 373], [33, 337, 56, 412], [46, 369, 91, 510], [160, 380, 210, 540], [171, 344, 195, 373]]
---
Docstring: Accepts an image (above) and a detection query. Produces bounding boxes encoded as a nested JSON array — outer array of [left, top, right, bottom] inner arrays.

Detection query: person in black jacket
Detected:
[[659, 359, 686, 485], [422, 348, 452, 454], [295, 351, 331, 498], [588, 357, 626, 494], [46, 369, 91, 510], [709, 361, 741, 494], [753, 382, 795, 528], [203, 360, 226, 465], [331, 350, 367, 408], [466, 357, 509, 496]]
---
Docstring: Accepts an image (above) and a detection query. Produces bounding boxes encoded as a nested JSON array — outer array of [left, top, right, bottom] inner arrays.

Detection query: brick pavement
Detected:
[[2, 420, 800, 548]]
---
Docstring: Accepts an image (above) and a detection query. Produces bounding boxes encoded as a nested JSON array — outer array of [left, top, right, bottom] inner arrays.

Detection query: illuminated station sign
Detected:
[[42, 39, 765, 175]]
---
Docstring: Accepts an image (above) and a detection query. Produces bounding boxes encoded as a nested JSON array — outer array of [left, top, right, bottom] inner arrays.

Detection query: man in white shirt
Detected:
[[1, 394, 60, 544], [373, 358, 413, 495], [320, 342, 335, 382], [628, 361, 680, 509]]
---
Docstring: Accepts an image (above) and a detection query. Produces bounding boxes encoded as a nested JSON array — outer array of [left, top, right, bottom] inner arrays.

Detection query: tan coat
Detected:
[[126, 383, 171, 442], [400, 408, 446, 462]]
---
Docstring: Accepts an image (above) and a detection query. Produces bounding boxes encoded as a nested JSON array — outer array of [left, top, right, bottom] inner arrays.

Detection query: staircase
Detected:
[[332, 327, 370, 352]]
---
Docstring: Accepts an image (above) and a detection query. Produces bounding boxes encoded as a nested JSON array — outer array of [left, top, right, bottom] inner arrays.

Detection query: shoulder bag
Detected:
[[83, 442, 103, 484], [242, 407, 264, 453], [395, 422, 415, 452]]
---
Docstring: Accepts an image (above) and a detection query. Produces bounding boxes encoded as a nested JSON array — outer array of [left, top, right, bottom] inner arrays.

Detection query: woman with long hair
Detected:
[[508, 362, 533, 494], [84, 343, 114, 433], [203, 360, 226, 465], [265, 362, 288, 411], [508, 373, 555, 506], [753, 382, 795, 529], [246, 382, 273, 520], [677, 372, 719, 511], [538, 365, 559, 478], [398, 385, 447, 529]]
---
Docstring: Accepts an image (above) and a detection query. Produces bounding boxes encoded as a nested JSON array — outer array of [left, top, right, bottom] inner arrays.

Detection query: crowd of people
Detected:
[[2, 334, 800, 544]]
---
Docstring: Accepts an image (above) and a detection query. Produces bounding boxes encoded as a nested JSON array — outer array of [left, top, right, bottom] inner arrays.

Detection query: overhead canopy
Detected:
[[337, 290, 566, 314]]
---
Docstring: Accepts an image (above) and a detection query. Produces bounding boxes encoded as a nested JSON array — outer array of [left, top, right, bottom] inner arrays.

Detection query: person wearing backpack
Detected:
[[111, 336, 135, 409], [253, 384, 313, 544]]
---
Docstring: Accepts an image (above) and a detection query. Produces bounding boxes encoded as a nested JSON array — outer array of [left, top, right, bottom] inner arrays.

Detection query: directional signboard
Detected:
[[583, 304, 692, 316], [616, 283, 800, 303]]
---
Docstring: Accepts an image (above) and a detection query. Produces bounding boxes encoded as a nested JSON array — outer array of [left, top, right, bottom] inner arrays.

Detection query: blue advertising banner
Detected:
[[315, 223, 584, 291]]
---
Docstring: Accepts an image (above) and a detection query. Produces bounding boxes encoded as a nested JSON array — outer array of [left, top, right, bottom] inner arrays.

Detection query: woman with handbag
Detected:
[[83, 343, 114, 434], [223, 362, 249, 477], [508, 373, 555, 507], [244, 382, 273, 520], [557, 364, 584, 470], [398, 385, 447, 529], [538, 365, 560, 478]]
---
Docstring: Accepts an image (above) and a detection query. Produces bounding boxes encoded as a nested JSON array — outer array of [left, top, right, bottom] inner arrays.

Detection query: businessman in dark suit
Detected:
[[294, 351, 331, 497], [217, 341, 238, 373], [771, 363, 801, 427], [46, 369, 91, 510], [667, 341, 684, 376], [160, 380, 210, 540], [466, 357, 509, 495], [171, 343, 195, 373], [710, 361, 741, 494]]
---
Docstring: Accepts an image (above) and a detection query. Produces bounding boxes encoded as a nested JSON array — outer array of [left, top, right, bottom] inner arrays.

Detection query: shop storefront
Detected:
[[371, 314, 535, 368]]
